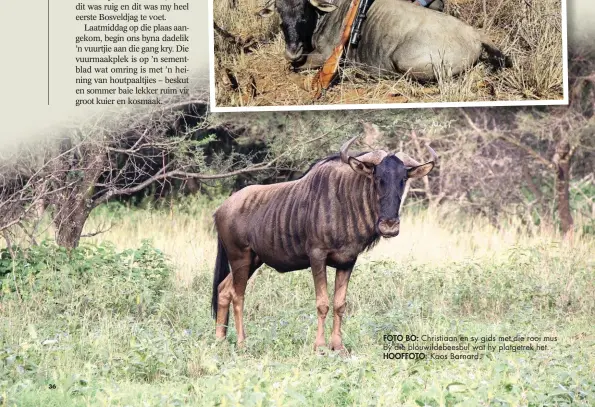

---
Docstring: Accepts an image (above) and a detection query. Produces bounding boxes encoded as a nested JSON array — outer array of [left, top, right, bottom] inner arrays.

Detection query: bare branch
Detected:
[[460, 109, 555, 170], [81, 224, 114, 238]]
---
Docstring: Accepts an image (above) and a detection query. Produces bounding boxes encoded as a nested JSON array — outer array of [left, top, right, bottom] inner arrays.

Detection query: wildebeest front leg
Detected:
[[311, 258, 329, 350], [330, 268, 352, 353]]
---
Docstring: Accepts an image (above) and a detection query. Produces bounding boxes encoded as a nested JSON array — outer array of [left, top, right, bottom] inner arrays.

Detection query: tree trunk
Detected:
[[185, 177, 200, 194], [553, 139, 574, 239], [54, 197, 92, 249], [50, 143, 106, 249]]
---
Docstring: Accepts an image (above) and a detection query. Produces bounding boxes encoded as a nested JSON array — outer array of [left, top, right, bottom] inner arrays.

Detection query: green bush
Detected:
[[0, 240, 173, 318]]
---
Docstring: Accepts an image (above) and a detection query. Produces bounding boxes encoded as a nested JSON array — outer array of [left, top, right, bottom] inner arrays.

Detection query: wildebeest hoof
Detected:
[[330, 340, 349, 356], [331, 345, 349, 357], [215, 327, 227, 340], [314, 340, 327, 352]]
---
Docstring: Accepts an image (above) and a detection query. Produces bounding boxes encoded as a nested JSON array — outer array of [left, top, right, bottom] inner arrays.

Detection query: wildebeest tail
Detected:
[[211, 237, 230, 321], [480, 33, 513, 69]]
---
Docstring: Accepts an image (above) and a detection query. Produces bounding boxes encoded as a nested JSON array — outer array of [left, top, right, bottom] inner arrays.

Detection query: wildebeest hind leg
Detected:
[[216, 251, 261, 341], [230, 254, 252, 345], [311, 258, 329, 350], [330, 268, 352, 354], [216, 273, 233, 339]]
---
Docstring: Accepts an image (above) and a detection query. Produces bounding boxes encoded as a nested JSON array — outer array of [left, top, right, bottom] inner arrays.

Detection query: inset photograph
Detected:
[[209, 0, 568, 110]]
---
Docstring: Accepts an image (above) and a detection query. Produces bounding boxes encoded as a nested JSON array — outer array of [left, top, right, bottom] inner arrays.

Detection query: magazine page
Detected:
[[0, 0, 593, 405]]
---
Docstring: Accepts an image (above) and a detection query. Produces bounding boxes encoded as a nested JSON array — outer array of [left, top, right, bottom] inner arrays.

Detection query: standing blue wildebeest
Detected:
[[212, 132, 437, 351], [258, 0, 511, 80]]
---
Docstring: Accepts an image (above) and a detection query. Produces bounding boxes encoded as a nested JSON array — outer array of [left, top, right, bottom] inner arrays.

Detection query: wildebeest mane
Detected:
[[297, 151, 371, 180], [300, 150, 383, 253]]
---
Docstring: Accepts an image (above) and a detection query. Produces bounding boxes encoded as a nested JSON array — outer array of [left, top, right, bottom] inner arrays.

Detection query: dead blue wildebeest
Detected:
[[211, 129, 437, 352], [258, 0, 512, 80]]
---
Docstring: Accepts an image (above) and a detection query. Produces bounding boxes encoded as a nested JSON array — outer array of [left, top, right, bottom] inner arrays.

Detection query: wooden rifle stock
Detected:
[[312, 0, 361, 99]]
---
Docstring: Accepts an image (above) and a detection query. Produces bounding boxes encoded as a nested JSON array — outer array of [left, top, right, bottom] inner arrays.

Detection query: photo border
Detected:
[[208, 0, 569, 113]]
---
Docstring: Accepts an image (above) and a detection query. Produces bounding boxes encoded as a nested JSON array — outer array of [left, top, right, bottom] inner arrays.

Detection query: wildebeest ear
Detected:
[[347, 157, 374, 176], [309, 0, 338, 12], [407, 162, 434, 179], [256, 6, 274, 17]]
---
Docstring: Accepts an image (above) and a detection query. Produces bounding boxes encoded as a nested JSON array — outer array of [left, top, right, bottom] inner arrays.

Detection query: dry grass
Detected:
[[79, 199, 593, 290], [213, 0, 565, 107]]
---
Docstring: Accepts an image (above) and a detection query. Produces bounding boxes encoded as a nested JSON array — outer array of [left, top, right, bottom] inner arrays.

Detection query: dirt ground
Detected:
[[213, 0, 565, 107]]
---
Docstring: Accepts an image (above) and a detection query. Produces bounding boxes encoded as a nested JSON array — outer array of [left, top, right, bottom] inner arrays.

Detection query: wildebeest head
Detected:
[[258, 0, 336, 64], [339, 136, 437, 237]]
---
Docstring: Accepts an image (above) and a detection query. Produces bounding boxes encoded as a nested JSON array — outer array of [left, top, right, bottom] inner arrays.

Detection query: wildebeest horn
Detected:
[[425, 144, 438, 164], [397, 144, 438, 168], [396, 153, 421, 168], [340, 136, 359, 164]]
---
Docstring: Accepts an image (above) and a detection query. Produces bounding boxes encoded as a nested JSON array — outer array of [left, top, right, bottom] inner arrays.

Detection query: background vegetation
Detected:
[[213, 0, 564, 106]]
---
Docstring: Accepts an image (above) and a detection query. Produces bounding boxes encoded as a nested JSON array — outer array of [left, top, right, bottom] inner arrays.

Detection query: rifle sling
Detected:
[[348, 0, 375, 48]]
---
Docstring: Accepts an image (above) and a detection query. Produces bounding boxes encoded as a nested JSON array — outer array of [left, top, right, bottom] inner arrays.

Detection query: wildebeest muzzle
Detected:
[[377, 217, 400, 237], [284, 43, 305, 62]]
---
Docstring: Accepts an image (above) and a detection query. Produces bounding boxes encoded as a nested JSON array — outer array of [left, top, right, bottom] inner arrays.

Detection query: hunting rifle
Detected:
[[312, 0, 372, 98]]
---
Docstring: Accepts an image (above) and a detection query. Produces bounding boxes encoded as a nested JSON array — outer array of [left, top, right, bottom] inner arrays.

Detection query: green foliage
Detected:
[[0, 236, 593, 406], [152, 193, 225, 217], [88, 200, 134, 221], [90, 193, 225, 222], [210, 110, 452, 177], [0, 240, 172, 317], [571, 180, 595, 235]]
